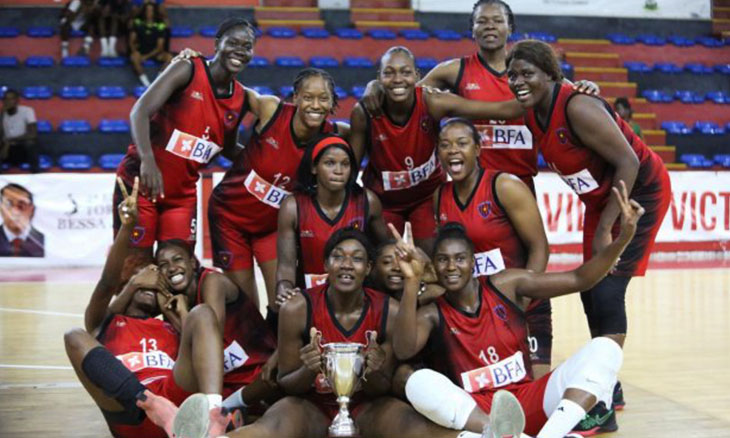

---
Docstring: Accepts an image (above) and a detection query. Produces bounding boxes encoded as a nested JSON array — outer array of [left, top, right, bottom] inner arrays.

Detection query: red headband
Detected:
[[312, 136, 350, 161]]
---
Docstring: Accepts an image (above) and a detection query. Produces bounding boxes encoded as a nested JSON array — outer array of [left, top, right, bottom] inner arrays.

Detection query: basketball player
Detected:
[[275, 134, 388, 306], [208, 68, 349, 326], [65, 177, 228, 438], [507, 40, 672, 431], [114, 17, 254, 255], [390, 180, 644, 438], [350, 46, 527, 254], [154, 240, 279, 413]]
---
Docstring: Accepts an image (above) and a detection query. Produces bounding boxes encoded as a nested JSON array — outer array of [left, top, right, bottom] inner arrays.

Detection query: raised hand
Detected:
[[131, 264, 161, 291], [300, 327, 323, 374], [360, 81, 386, 118], [363, 330, 385, 377], [573, 80, 600, 96], [614, 180, 644, 242], [170, 47, 202, 64], [388, 222, 425, 280], [116, 176, 139, 226], [140, 157, 164, 202], [275, 284, 301, 308]]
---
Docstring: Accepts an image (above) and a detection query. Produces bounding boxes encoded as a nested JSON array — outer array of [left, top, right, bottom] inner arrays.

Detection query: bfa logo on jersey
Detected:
[[477, 201, 492, 219], [556, 128, 569, 144], [465, 82, 481, 91], [216, 251, 233, 269], [347, 217, 364, 230]]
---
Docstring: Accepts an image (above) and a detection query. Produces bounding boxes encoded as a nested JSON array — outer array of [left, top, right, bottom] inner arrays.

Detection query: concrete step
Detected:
[[604, 97, 651, 112], [351, 8, 415, 22], [643, 129, 666, 146], [594, 81, 637, 97], [712, 18, 730, 33], [557, 38, 612, 52], [633, 113, 657, 130], [573, 66, 628, 82], [565, 52, 621, 68], [262, 0, 316, 6], [255, 7, 321, 21], [351, 0, 410, 7], [256, 19, 325, 29], [354, 20, 419, 30], [665, 162, 687, 170], [650, 145, 676, 163], [714, 7, 730, 19]]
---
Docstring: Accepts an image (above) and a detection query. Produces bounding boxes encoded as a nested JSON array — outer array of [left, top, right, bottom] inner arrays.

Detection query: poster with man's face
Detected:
[[0, 183, 44, 257]]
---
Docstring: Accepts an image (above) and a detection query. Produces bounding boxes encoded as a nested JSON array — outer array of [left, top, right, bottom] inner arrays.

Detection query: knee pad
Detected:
[[566, 337, 623, 402], [405, 369, 476, 430], [82, 346, 146, 413], [582, 276, 631, 335]]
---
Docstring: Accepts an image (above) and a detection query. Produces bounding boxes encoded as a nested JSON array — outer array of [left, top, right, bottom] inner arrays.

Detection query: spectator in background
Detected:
[[59, 0, 98, 58], [0, 183, 45, 258], [615, 97, 643, 139], [0, 89, 39, 173], [98, 0, 129, 57], [129, 1, 173, 86]]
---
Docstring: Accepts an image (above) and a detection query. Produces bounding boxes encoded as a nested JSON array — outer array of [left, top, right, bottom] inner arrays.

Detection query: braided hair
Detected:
[[470, 0, 515, 33], [292, 67, 339, 112]]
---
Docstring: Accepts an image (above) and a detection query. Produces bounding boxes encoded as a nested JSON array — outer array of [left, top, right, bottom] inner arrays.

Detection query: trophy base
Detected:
[[328, 414, 359, 438]]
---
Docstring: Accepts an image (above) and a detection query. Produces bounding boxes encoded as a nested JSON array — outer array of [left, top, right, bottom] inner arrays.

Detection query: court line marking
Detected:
[[0, 364, 74, 370], [0, 307, 83, 318], [0, 381, 82, 390]]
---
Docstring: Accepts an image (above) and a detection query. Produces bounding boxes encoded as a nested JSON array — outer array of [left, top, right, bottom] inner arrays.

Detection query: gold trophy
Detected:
[[322, 341, 367, 438]]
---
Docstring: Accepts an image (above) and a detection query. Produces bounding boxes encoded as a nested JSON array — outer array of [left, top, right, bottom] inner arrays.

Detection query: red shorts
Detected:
[[208, 198, 277, 271], [382, 197, 437, 241], [472, 373, 551, 437], [107, 375, 191, 438], [583, 166, 671, 277], [113, 180, 197, 249]]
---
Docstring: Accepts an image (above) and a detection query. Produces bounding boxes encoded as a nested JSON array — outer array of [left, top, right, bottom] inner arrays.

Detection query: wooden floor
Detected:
[[1, 268, 729, 437]]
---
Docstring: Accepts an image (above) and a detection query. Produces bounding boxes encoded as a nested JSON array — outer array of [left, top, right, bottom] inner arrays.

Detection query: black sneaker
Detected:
[[571, 402, 618, 436], [612, 381, 625, 411]]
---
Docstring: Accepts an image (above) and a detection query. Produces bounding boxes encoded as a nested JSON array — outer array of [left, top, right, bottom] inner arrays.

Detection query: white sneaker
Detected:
[[482, 390, 525, 438], [173, 394, 210, 438]]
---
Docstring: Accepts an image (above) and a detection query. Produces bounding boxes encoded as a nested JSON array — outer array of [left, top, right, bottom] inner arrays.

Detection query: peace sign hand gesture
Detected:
[[388, 222, 425, 281], [116, 176, 140, 226]]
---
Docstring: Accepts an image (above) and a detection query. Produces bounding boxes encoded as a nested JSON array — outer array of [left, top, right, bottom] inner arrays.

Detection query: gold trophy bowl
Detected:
[[322, 342, 366, 438]]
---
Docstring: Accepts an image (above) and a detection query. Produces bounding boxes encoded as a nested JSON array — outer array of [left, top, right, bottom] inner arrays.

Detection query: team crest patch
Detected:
[[556, 128, 569, 144], [347, 218, 364, 230], [217, 251, 233, 269], [477, 201, 492, 219], [130, 226, 146, 244], [493, 304, 508, 322], [419, 116, 433, 134], [224, 110, 239, 128]]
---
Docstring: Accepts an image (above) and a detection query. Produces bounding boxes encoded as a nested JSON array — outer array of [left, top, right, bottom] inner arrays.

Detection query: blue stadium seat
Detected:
[[70, 29, 86, 38], [301, 28, 330, 39], [59, 154, 93, 170], [0, 56, 18, 67], [170, 26, 194, 38], [335, 28, 363, 39], [275, 56, 305, 68], [249, 56, 270, 68], [216, 156, 232, 169], [97, 86, 127, 99], [251, 85, 274, 96], [27, 26, 54, 37], [537, 153, 547, 169], [507, 33, 524, 43], [642, 89, 673, 103], [99, 119, 130, 133], [22, 86, 52, 100], [25, 56, 54, 68], [133, 86, 147, 98], [310, 56, 339, 68], [636, 34, 666, 46], [667, 35, 695, 47], [60, 86, 89, 99], [267, 27, 296, 39], [693, 121, 725, 135], [415, 57, 439, 70], [714, 154, 730, 168], [674, 90, 705, 104], [526, 32, 556, 43], [343, 56, 374, 68], [696, 36, 724, 48], [606, 33, 635, 45], [142, 59, 161, 67], [0, 27, 20, 38], [62, 56, 91, 67], [623, 61, 651, 73], [660, 121, 691, 135], [36, 120, 52, 133], [560, 62, 573, 75], [706, 91, 728, 104], [684, 63, 713, 75], [432, 29, 461, 41], [653, 62, 682, 74], [367, 29, 396, 40], [59, 120, 92, 133], [279, 85, 294, 97], [400, 29, 429, 40], [679, 154, 713, 168], [39, 155, 53, 170], [351, 85, 366, 100], [98, 57, 127, 67], [715, 64, 730, 75], [199, 26, 217, 37], [335, 86, 348, 99], [99, 153, 125, 169]]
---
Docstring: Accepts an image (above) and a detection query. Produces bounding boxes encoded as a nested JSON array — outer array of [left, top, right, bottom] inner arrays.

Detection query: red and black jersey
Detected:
[[118, 57, 247, 199], [525, 82, 667, 210], [302, 284, 390, 410], [426, 277, 533, 396], [195, 268, 276, 388], [437, 168, 526, 276], [456, 53, 537, 181], [211, 103, 338, 235], [295, 189, 369, 289], [97, 314, 180, 386], [362, 87, 445, 211]]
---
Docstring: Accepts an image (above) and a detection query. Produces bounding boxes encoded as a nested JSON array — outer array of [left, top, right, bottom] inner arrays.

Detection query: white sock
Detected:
[[100, 37, 109, 55], [206, 394, 223, 410], [109, 36, 117, 56], [139, 74, 151, 86], [83, 36, 93, 50], [222, 386, 248, 411], [457, 432, 480, 438], [537, 399, 586, 438], [61, 41, 69, 58]]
